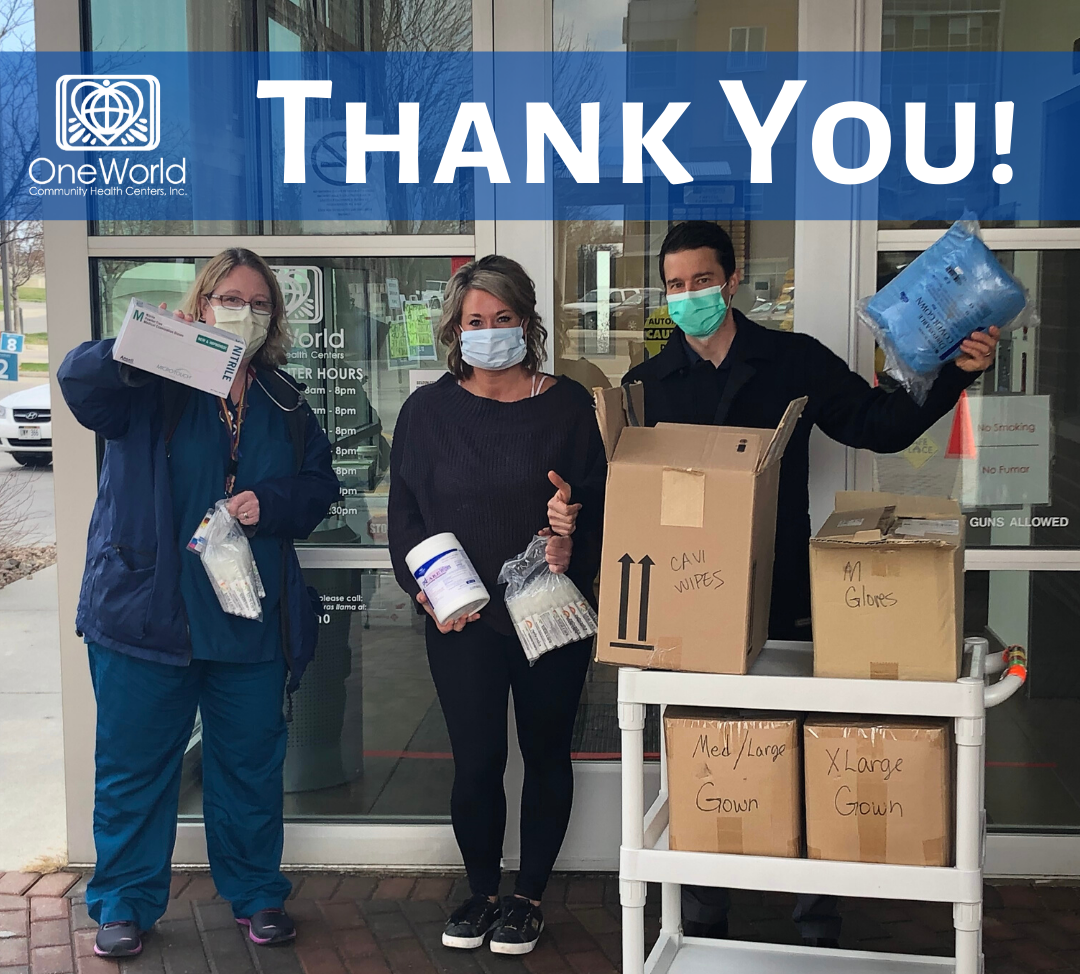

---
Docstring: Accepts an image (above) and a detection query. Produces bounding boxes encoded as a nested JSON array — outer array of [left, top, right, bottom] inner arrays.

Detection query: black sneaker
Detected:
[[94, 921, 142, 958], [442, 894, 501, 949], [236, 908, 296, 946], [490, 896, 543, 955]]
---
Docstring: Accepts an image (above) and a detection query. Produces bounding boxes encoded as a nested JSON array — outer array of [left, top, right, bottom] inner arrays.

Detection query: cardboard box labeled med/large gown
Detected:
[[112, 297, 247, 398], [665, 708, 801, 857], [804, 717, 952, 866], [810, 492, 964, 682], [593, 384, 807, 675]]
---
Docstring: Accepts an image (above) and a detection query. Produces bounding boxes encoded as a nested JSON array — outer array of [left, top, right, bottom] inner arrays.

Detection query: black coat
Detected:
[[623, 310, 977, 639]]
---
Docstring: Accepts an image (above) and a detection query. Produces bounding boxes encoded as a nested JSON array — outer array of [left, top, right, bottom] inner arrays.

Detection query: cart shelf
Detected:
[[617, 637, 1026, 974], [643, 934, 953, 974]]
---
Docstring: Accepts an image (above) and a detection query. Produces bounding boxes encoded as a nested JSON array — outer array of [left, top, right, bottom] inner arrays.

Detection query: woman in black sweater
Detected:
[[388, 255, 606, 956]]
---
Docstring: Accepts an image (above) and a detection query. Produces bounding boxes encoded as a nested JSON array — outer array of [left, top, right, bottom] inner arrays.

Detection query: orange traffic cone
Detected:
[[945, 390, 977, 459]]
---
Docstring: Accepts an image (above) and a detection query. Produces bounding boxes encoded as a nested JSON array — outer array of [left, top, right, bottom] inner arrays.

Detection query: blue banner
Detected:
[[2, 51, 1078, 223]]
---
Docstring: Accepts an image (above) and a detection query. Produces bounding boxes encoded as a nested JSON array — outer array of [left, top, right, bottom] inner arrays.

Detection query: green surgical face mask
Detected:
[[666, 283, 729, 338]]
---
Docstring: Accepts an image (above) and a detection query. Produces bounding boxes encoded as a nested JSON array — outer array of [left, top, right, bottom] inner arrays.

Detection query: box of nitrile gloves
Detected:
[[112, 297, 246, 397]]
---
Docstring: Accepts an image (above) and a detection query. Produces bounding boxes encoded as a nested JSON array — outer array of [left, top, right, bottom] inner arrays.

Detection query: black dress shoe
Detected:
[[683, 918, 729, 939], [804, 936, 841, 949], [94, 921, 142, 957], [236, 908, 296, 946]]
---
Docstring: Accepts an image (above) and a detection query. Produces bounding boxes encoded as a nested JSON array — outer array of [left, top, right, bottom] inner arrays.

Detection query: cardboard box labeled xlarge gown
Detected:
[[593, 383, 807, 675], [804, 717, 953, 866]]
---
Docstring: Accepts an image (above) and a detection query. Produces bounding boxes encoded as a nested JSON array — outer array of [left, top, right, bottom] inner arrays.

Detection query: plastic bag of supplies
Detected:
[[498, 534, 598, 665], [188, 499, 266, 621], [857, 217, 1037, 404]]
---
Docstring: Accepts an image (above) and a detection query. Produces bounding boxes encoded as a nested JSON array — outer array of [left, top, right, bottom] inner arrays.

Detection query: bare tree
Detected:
[[0, 0, 33, 49], [0, 469, 44, 551], [7, 220, 42, 291]]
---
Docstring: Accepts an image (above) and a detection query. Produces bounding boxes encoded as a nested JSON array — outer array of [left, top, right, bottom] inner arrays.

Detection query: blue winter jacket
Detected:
[[57, 339, 340, 690]]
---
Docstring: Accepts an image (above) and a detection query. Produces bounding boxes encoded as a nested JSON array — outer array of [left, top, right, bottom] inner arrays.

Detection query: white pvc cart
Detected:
[[618, 637, 1027, 974]]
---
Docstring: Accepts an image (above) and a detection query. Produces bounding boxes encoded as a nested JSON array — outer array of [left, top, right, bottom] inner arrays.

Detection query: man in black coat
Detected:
[[623, 221, 999, 946]]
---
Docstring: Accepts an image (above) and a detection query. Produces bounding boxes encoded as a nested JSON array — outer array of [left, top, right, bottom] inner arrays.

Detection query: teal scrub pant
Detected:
[[85, 644, 291, 931]]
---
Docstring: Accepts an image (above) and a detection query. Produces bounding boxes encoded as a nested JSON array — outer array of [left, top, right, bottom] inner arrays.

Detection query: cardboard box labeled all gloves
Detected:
[[665, 707, 801, 857], [804, 717, 952, 866], [810, 491, 964, 682], [112, 297, 247, 397], [593, 383, 807, 675]]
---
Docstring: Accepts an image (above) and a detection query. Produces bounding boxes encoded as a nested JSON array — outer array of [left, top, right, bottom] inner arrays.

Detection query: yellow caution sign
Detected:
[[643, 306, 673, 359], [902, 434, 939, 469]]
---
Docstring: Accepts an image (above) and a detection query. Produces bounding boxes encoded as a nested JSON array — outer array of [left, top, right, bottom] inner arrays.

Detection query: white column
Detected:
[[34, 0, 98, 865], [797, 0, 882, 526]]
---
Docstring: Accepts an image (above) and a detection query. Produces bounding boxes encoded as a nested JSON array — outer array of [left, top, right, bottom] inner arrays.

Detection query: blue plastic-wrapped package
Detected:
[[858, 219, 1035, 403]]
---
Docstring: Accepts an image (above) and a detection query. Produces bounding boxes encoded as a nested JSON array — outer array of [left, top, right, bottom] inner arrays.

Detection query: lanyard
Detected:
[[219, 366, 252, 497]]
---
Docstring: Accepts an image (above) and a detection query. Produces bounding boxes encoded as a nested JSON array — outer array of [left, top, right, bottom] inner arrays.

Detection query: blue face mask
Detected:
[[666, 283, 730, 339], [459, 325, 528, 371]]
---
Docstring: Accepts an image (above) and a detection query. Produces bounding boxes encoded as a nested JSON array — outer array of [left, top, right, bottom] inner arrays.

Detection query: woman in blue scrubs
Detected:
[[58, 249, 339, 959]]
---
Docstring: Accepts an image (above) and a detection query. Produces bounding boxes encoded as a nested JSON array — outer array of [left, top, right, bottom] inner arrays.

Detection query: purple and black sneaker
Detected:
[[94, 921, 142, 958], [236, 908, 297, 946]]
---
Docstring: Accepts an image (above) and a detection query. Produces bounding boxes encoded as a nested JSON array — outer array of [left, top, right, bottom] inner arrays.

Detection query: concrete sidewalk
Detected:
[[0, 564, 66, 872]]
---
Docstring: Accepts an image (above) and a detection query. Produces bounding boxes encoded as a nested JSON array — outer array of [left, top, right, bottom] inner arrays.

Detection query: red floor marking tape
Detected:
[[362, 750, 664, 760]]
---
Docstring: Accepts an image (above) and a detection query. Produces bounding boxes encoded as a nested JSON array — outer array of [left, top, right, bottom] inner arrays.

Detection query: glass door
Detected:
[[543, 0, 800, 870], [65, 0, 492, 867], [871, 0, 1080, 876]]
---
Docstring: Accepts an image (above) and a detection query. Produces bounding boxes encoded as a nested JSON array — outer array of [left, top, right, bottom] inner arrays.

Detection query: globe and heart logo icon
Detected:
[[56, 74, 161, 151]]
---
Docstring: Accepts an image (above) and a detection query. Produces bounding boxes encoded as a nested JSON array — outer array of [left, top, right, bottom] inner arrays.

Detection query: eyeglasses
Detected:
[[207, 293, 274, 317]]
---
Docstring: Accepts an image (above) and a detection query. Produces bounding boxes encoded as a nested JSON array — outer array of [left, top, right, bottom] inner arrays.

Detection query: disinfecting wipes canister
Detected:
[[405, 533, 491, 626]]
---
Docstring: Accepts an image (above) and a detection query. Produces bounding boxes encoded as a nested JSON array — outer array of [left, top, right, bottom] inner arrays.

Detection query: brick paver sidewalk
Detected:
[[1, 870, 1078, 974]]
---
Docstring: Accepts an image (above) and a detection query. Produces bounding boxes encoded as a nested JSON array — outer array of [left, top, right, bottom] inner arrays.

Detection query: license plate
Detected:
[[17, 426, 42, 439]]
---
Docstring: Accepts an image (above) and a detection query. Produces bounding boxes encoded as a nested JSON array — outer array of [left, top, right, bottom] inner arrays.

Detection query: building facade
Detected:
[[36, 0, 1080, 876]]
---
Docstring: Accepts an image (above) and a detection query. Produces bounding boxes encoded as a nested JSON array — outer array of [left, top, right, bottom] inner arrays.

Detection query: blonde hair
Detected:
[[180, 249, 290, 368], [437, 255, 547, 379]]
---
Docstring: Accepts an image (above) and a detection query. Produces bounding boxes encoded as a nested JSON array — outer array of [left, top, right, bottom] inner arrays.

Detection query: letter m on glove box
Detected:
[[593, 385, 806, 675]]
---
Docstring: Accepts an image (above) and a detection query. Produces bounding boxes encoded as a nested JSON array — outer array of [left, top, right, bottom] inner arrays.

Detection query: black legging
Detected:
[[426, 618, 591, 901]]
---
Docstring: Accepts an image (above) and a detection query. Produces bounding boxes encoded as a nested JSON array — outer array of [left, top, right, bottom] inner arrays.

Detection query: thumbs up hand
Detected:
[[547, 470, 582, 537]]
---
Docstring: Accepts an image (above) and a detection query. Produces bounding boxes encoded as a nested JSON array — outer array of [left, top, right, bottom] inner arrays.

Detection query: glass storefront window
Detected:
[[967, 570, 1080, 832], [879, 0, 1080, 230], [549, 0, 797, 761], [551, 0, 798, 388], [92, 254, 469, 546], [176, 569, 452, 821], [85, 0, 474, 236], [870, 249, 1080, 548]]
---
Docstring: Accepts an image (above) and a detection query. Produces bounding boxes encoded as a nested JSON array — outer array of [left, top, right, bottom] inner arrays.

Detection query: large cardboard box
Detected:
[[112, 298, 247, 397], [810, 491, 964, 681], [594, 384, 807, 674], [804, 717, 952, 866], [665, 708, 801, 857]]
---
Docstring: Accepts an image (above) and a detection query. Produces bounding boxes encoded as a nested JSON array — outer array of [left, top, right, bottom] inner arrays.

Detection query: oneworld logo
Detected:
[[56, 75, 160, 151]]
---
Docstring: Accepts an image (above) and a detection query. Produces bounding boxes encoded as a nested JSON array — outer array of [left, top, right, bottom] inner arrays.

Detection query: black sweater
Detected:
[[388, 373, 607, 635], [624, 311, 978, 640]]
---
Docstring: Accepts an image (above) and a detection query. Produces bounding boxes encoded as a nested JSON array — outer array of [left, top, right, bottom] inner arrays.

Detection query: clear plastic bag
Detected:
[[190, 499, 266, 621], [497, 534, 598, 665], [857, 217, 1038, 404]]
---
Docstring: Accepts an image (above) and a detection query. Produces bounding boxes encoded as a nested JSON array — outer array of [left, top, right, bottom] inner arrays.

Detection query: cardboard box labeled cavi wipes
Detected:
[[810, 491, 964, 681], [804, 717, 952, 866], [593, 383, 807, 674], [112, 297, 247, 398], [665, 708, 801, 857]]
